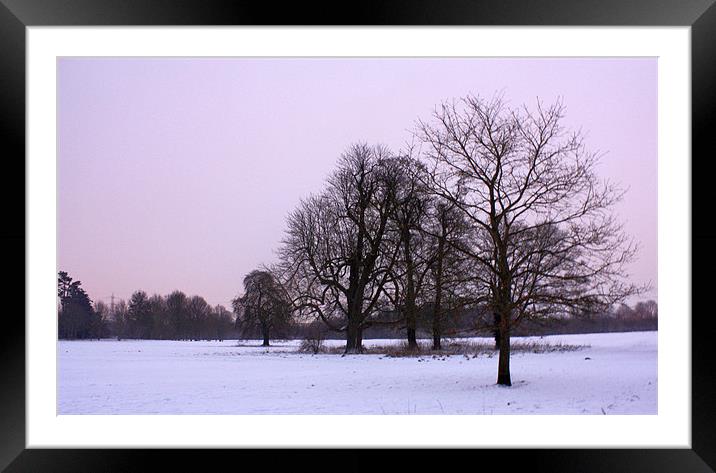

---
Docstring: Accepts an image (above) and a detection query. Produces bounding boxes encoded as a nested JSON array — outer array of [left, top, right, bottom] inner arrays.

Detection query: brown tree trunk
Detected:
[[496, 311, 511, 386], [344, 318, 362, 354], [345, 324, 357, 353], [407, 326, 417, 349], [432, 238, 445, 351], [262, 327, 270, 347], [403, 234, 418, 350], [432, 322, 441, 350], [432, 291, 443, 351], [344, 271, 365, 354], [493, 311, 501, 350], [356, 325, 363, 351]]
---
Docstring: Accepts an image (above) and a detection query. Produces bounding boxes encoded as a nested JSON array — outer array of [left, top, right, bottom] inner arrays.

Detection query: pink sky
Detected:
[[58, 58, 657, 307]]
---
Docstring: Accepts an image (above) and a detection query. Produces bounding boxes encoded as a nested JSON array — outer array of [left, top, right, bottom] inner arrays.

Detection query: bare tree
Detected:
[[128, 290, 152, 339], [418, 94, 640, 385], [386, 155, 432, 350], [210, 305, 235, 341], [614, 302, 635, 320], [278, 143, 401, 353], [187, 295, 210, 341], [634, 300, 658, 320], [166, 290, 189, 340], [111, 299, 129, 340], [148, 294, 167, 339], [92, 300, 110, 340], [233, 269, 292, 346], [420, 199, 478, 349]]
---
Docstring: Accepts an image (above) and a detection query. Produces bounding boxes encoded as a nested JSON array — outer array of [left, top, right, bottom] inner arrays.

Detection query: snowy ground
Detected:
[[58, 331, 657, 415]]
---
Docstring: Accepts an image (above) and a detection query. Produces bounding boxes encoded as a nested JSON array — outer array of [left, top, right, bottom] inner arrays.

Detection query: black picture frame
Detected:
[[2, 1, 714, 471]]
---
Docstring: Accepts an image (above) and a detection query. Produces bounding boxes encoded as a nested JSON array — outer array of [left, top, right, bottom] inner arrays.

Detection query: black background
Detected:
[[1, 0, 714, 471]]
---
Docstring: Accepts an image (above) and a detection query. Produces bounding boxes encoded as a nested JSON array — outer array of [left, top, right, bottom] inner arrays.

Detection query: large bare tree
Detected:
[[278, 143, 401, 353], [418, 94, 640, 385]]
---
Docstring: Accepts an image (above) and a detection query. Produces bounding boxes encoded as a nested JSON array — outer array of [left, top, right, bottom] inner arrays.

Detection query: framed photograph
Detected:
[[3, 0, 714, 470]]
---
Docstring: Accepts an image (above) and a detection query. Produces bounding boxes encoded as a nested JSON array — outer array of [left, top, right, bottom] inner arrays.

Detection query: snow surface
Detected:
[[58, 331, 657, 414]]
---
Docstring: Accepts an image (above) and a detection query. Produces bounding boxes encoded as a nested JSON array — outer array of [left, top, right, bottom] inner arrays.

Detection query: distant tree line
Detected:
[[59, 270, 656, 343], [57, 271, 235, 341]]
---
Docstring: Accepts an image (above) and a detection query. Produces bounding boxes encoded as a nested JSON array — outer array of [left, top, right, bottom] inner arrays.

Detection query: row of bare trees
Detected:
[[275, 147, 477, 352], [238, 93, 642, 386], [57, 270, 237, 341], [104, 290, 234, 341]]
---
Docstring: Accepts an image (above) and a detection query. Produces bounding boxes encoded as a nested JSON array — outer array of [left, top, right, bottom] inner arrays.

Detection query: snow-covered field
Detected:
[[58, 331, 657, 415]]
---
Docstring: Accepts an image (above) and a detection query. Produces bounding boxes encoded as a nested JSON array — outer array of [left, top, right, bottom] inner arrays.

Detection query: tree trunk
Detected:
[[432, 295, 442, 351], [344, 318, 362, 354], [496, 312, 511, 386], [261, 325, 270, 347], [493, 311, 501, 350], [432, 323, 441, 350], [432, 238, 445, 351], [356, 325, 363, 351], [407, 326, 417, 349], [403, 234, 418, 350]]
